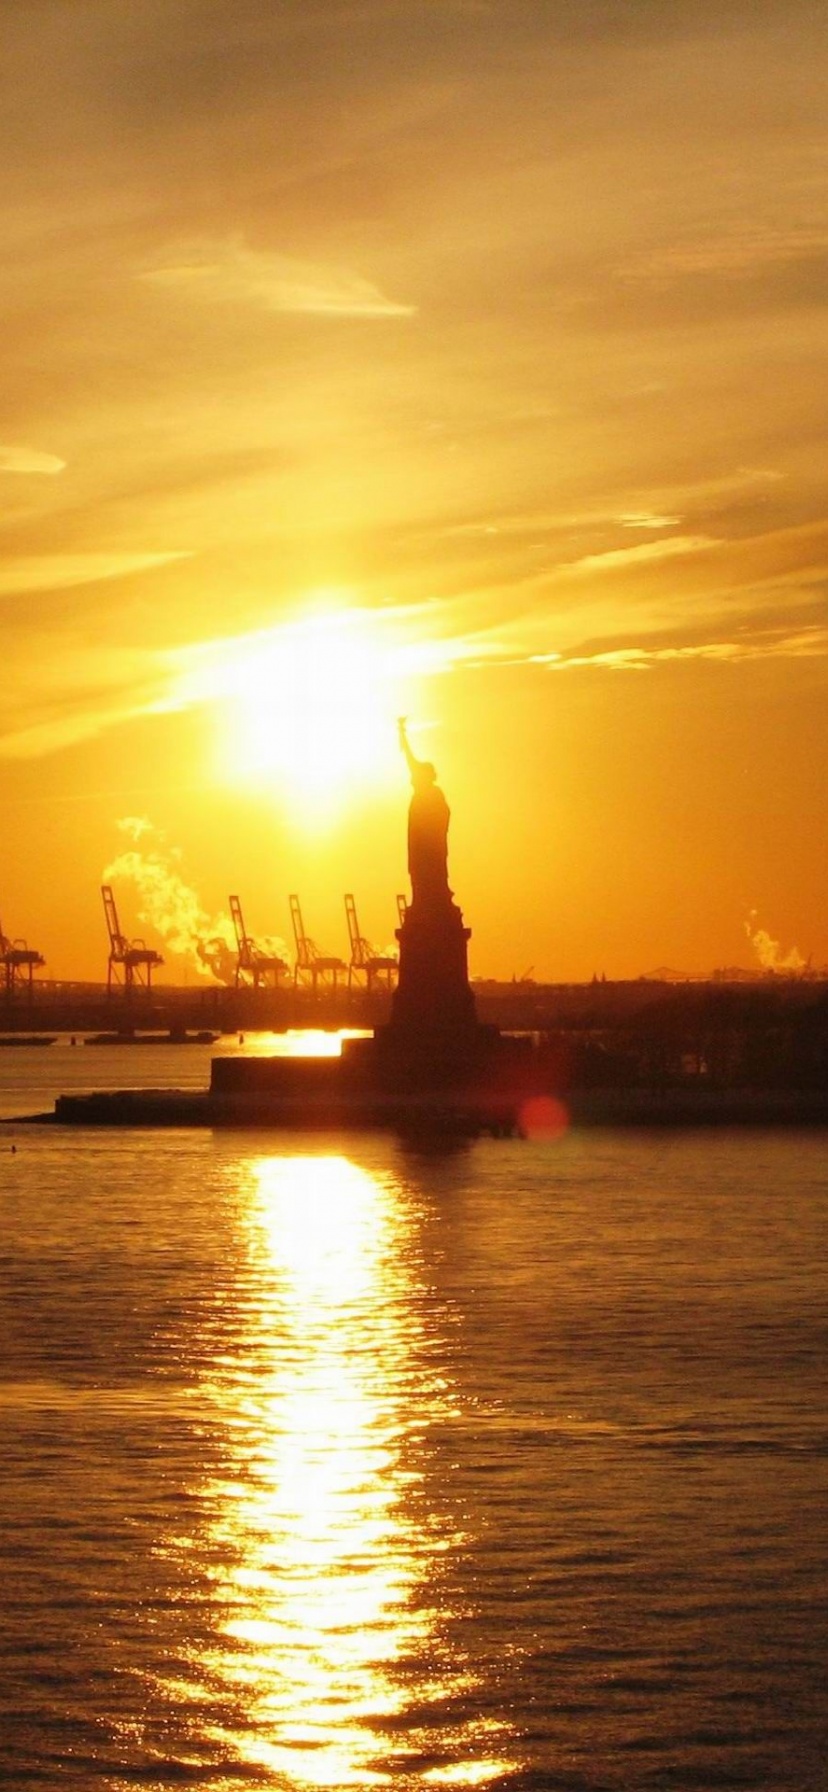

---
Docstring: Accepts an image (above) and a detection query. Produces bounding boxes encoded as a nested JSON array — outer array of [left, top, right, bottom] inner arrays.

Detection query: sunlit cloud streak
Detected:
[[564, 536, 715, 575], [0, 603, 478, 763], [0, 445, 65, 474], [532, 623, 828, 673], [456, 518, 828, 662], [1, 572, 827, 765], [0, 633, 182, 759], [0, 552, 190, 599], [555, 519, 828, 596], [140, 241, 415, 318], [621, 225, 828, 282], [430, 470, 785, 552]]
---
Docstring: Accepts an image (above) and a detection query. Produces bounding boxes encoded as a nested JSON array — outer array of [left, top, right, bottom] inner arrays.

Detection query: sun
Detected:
[[209, 604, 413, 821], [168, 595, 464, 824]]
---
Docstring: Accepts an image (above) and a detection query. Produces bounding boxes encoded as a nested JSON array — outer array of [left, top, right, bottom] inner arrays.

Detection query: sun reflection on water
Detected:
[[181, 1153, 513, 1788]]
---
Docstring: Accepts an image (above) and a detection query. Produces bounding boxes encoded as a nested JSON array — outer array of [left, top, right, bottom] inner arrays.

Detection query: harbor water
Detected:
[[0, 1039, 826, 1788]]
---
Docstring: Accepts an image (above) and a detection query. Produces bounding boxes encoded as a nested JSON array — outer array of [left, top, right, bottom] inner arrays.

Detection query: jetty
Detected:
[[43, 1059, 827, 1132]]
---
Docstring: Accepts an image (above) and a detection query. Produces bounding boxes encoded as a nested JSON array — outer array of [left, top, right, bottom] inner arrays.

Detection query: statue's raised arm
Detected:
[[397, 717, 452, 910], [397, 716, 420, 783]]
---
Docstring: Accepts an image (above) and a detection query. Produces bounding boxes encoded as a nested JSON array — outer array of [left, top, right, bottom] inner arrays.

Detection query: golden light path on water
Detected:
[[172, 1153, 514, 1788]]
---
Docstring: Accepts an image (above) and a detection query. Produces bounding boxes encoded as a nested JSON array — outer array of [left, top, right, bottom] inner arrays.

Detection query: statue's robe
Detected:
[[408, 784, 450, 909]]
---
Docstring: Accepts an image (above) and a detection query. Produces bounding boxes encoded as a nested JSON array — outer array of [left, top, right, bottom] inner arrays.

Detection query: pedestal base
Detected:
[[388, 897, 478, 1043]]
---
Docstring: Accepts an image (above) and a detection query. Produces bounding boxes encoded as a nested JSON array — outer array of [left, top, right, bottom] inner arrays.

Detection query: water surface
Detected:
[[0, 1044, 825, 1787]]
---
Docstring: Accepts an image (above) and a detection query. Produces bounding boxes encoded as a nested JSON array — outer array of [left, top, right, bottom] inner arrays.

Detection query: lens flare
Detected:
[[518, 1095, 569, 1141]]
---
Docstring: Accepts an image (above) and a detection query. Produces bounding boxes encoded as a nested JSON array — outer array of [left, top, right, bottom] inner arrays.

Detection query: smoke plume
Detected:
[[744, 910, 806, 974]]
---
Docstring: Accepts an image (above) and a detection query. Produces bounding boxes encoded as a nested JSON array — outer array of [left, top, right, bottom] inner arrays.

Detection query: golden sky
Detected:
[[1, 0, 827, 981]]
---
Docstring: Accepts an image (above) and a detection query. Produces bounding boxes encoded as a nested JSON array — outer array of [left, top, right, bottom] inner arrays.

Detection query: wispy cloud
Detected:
[[140, 241, 415, 319], [0, 551, 190, 599], [428, 469, 786, 563], [0, 637, 175, 759], [2, 573, 827, 768], [531, 622, 828, 673], [0, 445, 65, 475], [622, 225, 828, 283], [507, 518, 828, 630], [563, 535, 715, 576], [620, 512, 682, 530]]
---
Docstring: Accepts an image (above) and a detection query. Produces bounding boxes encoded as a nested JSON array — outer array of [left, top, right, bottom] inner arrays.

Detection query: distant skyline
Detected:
[[2, 1, 826, 982]]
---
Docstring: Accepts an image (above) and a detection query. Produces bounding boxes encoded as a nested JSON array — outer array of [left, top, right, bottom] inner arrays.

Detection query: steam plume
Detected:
[[104, 818, 237, 983], [744, 910, 806, 974]]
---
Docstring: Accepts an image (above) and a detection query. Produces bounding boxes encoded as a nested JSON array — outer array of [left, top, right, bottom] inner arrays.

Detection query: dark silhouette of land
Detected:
[[3, 977, 827, 1097], [8, 722, 828, 1128]]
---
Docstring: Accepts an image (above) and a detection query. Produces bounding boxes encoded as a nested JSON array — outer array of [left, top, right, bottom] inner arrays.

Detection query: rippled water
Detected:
[[0, 1043, 826, 1788]]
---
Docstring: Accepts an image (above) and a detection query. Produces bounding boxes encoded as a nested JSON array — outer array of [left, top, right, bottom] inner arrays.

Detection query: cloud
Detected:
[[621, 225, 828, 283], [0, 444, 65, 475], [1, 508, 825, 769], [140, 241, 415, 318], [563, 535, 715, 575], [0, 551, 190, 599], [531, 622, 828, 673], [0, 634, 183, 760], [423, 475, 786, 584], [0, 699, 157, 761], [499, 517, 828, 635]]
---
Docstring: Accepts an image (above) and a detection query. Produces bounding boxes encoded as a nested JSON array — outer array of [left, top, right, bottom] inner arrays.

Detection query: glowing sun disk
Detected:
[[217, 609, 412, 817]]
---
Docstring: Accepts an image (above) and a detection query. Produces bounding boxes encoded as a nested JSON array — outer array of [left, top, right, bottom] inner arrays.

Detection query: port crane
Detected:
[[289, 895, 347, 992], [0, 914, 45, 998], [229, 895, 287, 988], [344, 894, 398, 992], [101, 885, 163, 997]]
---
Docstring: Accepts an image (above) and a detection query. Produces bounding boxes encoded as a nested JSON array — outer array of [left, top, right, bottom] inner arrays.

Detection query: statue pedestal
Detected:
[[341, 893, 502, 1099], [358, 896, 487, 1089], [390, 898, 477, 1039]]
